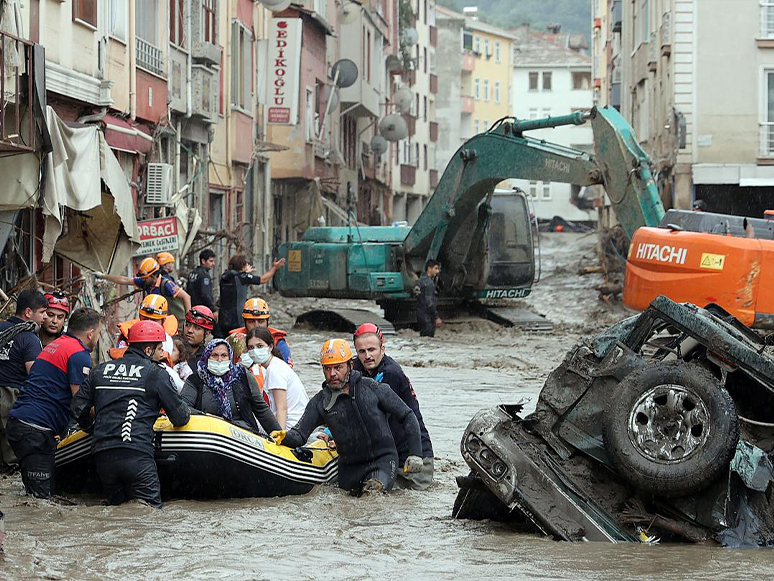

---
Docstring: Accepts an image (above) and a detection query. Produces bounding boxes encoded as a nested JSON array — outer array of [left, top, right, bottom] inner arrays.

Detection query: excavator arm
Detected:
[[403, 107, 665, 293]]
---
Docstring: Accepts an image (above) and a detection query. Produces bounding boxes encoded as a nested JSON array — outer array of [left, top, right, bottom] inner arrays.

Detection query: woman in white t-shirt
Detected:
[[240, 326, 309, 430]]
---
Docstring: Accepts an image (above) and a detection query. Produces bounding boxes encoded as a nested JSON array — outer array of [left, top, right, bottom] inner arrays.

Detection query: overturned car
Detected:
[[454, 295, 774, 546]]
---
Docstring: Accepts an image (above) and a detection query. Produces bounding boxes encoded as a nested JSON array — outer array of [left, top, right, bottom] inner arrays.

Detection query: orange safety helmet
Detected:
[[137, 257, 160, 279], [320, 338, 353, 366], [156, 252, 175, 266], [139, 294, 168, 320], [128, 320, 166, 343], [242, 298, 270, 320]]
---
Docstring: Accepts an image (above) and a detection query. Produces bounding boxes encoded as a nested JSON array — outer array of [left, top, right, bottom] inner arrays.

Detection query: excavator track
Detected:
[[294, 308, 397, 336]]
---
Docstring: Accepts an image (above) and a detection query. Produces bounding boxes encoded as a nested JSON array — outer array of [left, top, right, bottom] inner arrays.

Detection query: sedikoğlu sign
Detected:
[[133, 217, 179, 256], [267, 17, 302, 125]]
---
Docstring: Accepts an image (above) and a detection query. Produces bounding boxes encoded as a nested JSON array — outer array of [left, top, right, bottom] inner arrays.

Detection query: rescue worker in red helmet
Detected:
[[183, 306, 216, 370], [71, 320, 191, 508], [96, 257, 192, 314], [229, 298, 292, 366], [40, 291, 70, 347], [274, 339, 424, 495]]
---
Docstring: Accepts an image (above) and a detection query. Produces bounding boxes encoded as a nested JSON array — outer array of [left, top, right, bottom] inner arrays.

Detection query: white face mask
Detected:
[[207, 359, 230, 376], [239, 352, 253, 368], [250, 347, 271, 365]]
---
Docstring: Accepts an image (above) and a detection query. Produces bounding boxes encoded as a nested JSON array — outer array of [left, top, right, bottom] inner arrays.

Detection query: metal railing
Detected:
[[136, 37, 164, 77], [1, 30, 35, 153], [760, 122, 774, 157], [762, 2, 774, 37]]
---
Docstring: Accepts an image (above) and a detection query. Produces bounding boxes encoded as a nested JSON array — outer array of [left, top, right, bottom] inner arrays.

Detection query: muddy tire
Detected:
[[603, 362, 739, 497], [453, 473, 515, 521]]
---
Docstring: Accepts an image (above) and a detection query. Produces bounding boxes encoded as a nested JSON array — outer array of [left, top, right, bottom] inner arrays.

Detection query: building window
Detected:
[[483, 120, 489, 131], [423, 46, 427, 74], [136, 0, 163, 75], [367, 30, 372, 82], [474, 35, 481, 54], [572, 71, 591, 90], [529, 181, 537, 198], [541, 108, 551, 117], [529, 72, 539, 91], [542, 182, 552, 199], [484, 38, 490, 57], [474, 119, 480, 133], [305, 88, 314, 142], [640, 0, 650, 46], [170, 0, 185, 48], [542, 72, 552, 91], [528, 108, 538, 120], [107, 0, 127, 40], [203, 0, 217, 44], [483, 79, 489, 101], [494, 81, 501, 104], [463, 30, 473, 51], [231, 21, 253, 111], [424, 144, 428, 170], [495, 40, 501, 63], [763, 69, 774, 155], [762, 1, 774, 38], [474, 78, 480, 99], [423, 96, 427, 119], [73, 0, 97, 27]]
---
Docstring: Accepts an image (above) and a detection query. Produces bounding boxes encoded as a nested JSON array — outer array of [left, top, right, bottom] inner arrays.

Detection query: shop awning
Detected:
[[102, 114, 153, 154]]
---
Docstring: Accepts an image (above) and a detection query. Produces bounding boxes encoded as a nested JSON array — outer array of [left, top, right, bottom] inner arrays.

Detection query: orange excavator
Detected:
[[623, 209, 774, 329]]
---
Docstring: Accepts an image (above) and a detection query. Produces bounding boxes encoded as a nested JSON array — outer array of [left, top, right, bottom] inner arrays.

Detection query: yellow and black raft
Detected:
[[55, 415, 338, 499]]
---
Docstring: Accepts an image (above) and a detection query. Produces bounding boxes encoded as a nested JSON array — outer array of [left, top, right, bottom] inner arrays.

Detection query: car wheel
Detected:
[[453, 473, 521, 522], [603, 361, 739, 497]]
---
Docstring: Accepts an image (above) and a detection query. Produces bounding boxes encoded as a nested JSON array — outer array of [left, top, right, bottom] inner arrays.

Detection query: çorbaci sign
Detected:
[[133, 217, 179, 256], [267, 18, 302, 125]]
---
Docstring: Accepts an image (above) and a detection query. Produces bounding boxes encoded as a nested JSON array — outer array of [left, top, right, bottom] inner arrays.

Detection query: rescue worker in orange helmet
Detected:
[[155, 252, 187, 327], [229, 298, 292, 366], [110, 295, 178, 360], [273, 339, 423, 495], [95, 257, 192, 313], [156, 252, 175, 275]]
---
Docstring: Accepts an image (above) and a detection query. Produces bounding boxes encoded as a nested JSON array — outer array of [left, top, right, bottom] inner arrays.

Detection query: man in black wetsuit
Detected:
[[415, 259, 442, 337], [274, 338, 424, 495], [352, 323, 434, 490]]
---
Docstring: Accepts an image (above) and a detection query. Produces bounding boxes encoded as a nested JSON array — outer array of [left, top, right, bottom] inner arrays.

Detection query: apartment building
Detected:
[[510, 26, 594, 222], [594, 0, 774, 215], [435, 6, 514, 172], [390, 0, 438, 226]]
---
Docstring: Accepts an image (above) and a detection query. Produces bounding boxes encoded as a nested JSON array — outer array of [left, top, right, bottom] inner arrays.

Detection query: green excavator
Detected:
[[275, 106, 664, 331]]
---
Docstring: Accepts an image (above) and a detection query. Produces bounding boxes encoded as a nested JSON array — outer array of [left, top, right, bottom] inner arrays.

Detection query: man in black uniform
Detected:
[[218, 254, 285, 334], [275, 339, 424, 495], [71, 320, 190, 507], [352, 323, 434, 490], [187, 249, 218, 318], [416, 259, 442, 337]]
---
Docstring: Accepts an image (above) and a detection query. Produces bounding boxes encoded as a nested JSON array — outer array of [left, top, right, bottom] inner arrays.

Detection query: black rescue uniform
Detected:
[[71, 348, 190, 507], [187, 265, 216, 314], [282, 370, 422, 492], [218, 270, 264, 333], [416, 272, 438, 337]]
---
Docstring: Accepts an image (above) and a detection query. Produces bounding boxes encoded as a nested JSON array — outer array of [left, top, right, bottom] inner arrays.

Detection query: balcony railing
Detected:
[[760, 122, 774, 157], [462, 50, 475, 72], [762, 2, 774, 38], [400, 164, 416, 186], [136, 37, 165, 77], [462, 94, 474, 114], [1, 31, 35, 153]]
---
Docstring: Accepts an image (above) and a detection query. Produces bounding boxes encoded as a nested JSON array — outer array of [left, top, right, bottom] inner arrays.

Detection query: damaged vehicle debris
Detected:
[[454, 295, 774, 547]]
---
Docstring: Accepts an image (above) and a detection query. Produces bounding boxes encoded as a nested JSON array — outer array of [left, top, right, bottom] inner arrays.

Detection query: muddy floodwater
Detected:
[[3, 233, 774, 579]]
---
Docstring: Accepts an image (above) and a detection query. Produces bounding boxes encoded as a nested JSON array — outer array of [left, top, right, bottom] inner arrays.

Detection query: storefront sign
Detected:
[[267, 18, 302, 125], [134, 217, 179, 256]]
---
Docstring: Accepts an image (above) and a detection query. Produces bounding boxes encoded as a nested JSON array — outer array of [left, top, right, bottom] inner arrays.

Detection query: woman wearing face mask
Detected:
[[241, 327, 309, 431], [181, 339, 281, 435]]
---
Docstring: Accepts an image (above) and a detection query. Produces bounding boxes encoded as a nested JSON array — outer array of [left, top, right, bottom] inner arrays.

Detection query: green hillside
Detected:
[[437, 0, 592, 38]]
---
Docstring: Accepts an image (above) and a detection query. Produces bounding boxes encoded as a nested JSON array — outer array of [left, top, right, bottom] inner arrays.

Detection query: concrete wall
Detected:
[[435, 15, 463, 171]]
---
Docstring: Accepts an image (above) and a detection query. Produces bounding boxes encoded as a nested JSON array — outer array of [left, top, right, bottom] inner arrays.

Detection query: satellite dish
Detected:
[[370, 135, 388, 155], [385, 55, 403, 72], [339, 1, 360, 24], [394, 87, 413, 113], [260, 0, 291, 11], [330, 59, 358, 88], [402, 27, 418, 46], [379, 115, 409, 142]]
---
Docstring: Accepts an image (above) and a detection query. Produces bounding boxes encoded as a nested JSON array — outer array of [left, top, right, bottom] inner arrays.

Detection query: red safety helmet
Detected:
[[353, 323, 383, 344], [127, 320, 166, 344], [185, 306, 216, 331], [45, 291, 70, 314]]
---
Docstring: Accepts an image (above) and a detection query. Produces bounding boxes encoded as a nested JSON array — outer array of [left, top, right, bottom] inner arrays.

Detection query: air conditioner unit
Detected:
[[146, 163, 173, 205]]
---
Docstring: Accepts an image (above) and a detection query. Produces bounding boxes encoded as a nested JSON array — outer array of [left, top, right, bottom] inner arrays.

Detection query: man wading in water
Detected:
[[273, 339, 424, 495]]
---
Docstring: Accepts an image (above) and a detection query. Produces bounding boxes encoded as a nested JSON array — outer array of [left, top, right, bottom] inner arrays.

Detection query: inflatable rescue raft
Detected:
[[55, 415, 338, 499]]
